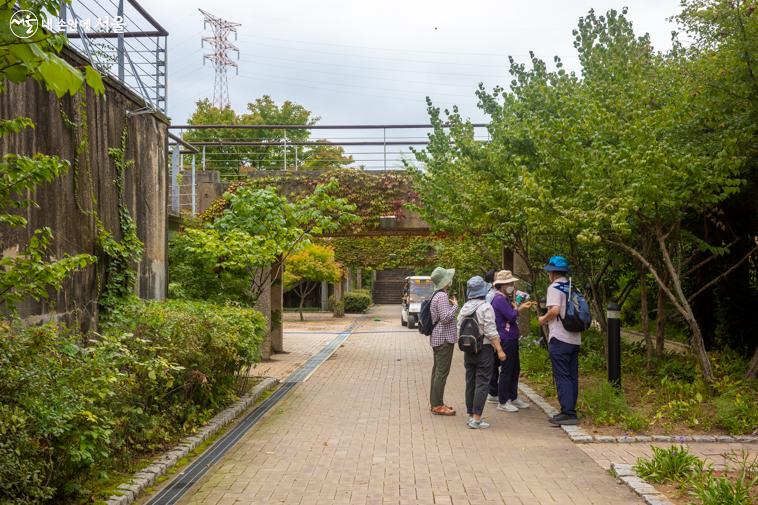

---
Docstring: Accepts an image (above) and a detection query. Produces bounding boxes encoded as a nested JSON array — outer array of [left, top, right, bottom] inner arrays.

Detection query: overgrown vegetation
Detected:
[[0, 299, 267, 503], [633, 446, 757, 505], [520, 331, 758, 435]]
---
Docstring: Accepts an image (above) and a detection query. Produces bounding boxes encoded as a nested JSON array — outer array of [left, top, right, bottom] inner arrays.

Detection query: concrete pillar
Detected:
[[321, 281, 329, 311], [356, 268, 363, 289], [346, 267, 354, 292], [270, 257, 284, 353], [334, 277, 343, 301]]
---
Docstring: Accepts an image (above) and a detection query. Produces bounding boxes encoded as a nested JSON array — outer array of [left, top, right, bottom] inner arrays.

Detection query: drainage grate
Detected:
[[144, 324, 355, 505]]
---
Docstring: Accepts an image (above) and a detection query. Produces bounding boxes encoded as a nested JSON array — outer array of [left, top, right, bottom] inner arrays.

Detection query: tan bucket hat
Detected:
[[492, 269, 520, 286]]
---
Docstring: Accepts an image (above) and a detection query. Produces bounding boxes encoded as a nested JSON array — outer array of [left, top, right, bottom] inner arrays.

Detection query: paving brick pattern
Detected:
[[580, 442, 758, 471], [251, 313, 365, 381], [179, 306, 641, 505]]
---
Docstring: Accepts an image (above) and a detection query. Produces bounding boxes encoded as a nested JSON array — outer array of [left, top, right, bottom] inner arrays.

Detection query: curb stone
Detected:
[[104, 376, 278, 505], [610, 462, 675, 505], [517, 383, 757, 444]]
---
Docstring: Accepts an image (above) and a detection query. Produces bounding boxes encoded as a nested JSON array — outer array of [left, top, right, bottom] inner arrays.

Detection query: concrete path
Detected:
[[178, 305, 641, 505]]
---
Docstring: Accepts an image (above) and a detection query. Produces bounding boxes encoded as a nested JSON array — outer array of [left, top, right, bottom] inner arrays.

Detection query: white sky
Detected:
[[150, 0, 682, 125]]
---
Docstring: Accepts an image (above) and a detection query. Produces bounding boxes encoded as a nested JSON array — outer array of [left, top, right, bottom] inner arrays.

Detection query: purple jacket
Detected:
[[491, 291, 519, 341]]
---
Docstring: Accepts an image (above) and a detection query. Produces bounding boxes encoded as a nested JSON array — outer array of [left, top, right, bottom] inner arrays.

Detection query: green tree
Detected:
[[183, 96, 315, 175], [299, 143, 354, 171], [169, 181, 357, 305], [413, 6, 757, 380], [283, 244, 341, 320]]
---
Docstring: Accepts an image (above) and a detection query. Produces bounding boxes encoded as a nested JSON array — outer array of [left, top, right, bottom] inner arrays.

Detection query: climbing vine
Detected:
[[60, 97, 144, 314], [97, 126, 144, 312], [199, 169, 420, 230]]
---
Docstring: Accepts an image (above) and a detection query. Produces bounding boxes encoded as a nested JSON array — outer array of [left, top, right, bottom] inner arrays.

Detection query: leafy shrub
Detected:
[[344, 289, 372, 313], [714, 390, 758, 435], [579, 381, 631, 426], [333, 300, 345, 318], [0, 300, 266, 503], [103, 299, 267, 409], [633, 445, 703, 484], [0, 323, 124, 502], [622, 413, 649, 432]]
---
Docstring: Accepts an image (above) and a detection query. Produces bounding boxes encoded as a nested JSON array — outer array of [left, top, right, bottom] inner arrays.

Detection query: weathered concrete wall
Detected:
[[0, 48, 168, 328], [176, 169, 225, 216]]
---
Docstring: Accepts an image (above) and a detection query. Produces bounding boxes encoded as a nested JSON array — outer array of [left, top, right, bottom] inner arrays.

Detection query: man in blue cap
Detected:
[[538, 255, 581, 425]]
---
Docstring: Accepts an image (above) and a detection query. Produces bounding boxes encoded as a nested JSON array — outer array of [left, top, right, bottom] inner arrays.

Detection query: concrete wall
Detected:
[[0, 48, 169, 329]]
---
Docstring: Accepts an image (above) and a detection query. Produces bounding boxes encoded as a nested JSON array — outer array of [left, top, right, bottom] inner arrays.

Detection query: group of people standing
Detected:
[[426, 255, 582, 429]]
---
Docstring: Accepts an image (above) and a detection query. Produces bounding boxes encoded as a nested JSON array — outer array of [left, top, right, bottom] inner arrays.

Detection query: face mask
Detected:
[[505, 286, 515, 295]]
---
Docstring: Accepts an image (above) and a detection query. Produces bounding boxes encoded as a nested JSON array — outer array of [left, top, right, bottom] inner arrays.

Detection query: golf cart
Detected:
[[401, 276, 434, 329]]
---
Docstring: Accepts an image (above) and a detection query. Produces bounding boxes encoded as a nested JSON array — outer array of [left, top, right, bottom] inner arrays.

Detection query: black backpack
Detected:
[[418, 291, 443, 336], [458, 311, 484, 354]]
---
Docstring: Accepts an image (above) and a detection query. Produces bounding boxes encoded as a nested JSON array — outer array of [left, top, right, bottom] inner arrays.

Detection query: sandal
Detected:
[[431, 405, 456, 416]]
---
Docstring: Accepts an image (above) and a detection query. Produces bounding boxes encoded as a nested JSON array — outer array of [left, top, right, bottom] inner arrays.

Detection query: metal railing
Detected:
[[48, 0, 168, 113], [166, 123, 490, 216]]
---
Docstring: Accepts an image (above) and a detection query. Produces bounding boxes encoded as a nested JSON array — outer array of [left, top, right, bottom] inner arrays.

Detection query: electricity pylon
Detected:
[[199, 9, 240, 109]]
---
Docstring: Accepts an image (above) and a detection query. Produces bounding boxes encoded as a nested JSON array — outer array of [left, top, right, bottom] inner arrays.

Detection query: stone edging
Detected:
[[611, 463, 675, 505], [517, 383, 758, 444], [106, 376, 279, 505]]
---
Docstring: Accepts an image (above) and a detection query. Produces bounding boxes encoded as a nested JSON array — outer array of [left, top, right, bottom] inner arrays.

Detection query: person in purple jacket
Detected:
[[487, 270, 535, 412]]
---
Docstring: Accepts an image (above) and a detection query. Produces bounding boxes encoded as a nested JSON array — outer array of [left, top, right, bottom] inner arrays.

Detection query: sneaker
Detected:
[[486, 394, 499, 404], [548, 414, 579, 425], [467, 418, 490, 429], [497, 401, 519, 413], [511, 398, 530, 409]]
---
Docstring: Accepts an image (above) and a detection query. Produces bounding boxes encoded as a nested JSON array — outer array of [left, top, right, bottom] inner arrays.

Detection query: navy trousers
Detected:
[[488, 339, 520, 402], [549, 338, 580, 417]]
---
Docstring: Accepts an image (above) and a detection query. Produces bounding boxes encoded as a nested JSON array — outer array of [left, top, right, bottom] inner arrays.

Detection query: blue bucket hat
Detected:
[[466, 276, 489, 299], [543, 255, 570, 273]]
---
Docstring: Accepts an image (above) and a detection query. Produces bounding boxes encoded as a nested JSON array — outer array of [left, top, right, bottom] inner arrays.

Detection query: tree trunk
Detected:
[[298, 287, 305, 321], [639, 265, 652, 366], [655, 286, 666, 357], [654, 226, 714, 381], [686, 313, 713, 380], [746, 346, 758, 379]]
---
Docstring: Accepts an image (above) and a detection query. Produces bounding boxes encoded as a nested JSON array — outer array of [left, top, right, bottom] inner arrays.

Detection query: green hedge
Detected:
[[344, 289, 372, 313], [0, 299, 266, 504]]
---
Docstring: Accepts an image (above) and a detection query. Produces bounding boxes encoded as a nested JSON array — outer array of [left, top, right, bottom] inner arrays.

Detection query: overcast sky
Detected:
[[149, 0, 682, 125], [138, 1, 683, 168]]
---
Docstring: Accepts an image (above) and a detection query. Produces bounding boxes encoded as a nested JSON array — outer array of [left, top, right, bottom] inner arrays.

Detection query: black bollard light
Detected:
[[607, 300, 622, 387]]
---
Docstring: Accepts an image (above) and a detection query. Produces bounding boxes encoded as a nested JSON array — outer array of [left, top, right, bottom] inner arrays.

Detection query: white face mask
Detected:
[[505, 285, 515, 295]]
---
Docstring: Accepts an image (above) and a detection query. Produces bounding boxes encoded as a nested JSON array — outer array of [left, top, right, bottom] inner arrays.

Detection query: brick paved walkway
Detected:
[[178, 305, 641, 505], [250, 312, 365, 381]]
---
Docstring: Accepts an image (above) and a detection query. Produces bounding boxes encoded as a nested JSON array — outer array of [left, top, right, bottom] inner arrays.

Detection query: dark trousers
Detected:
[[489, 339, 520, 402], [549, 338, 580, 417], [430, 343, 454, 408], [464, 346, 495, 416]]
